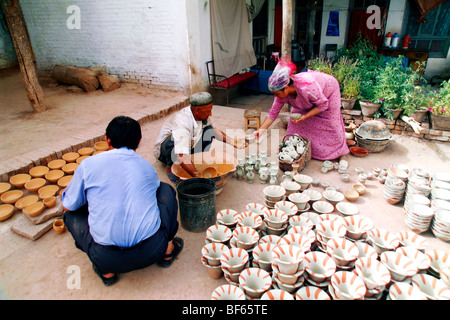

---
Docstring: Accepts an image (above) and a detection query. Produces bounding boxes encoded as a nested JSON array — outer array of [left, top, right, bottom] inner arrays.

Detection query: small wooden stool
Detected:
[[244, 108, 261, 131]]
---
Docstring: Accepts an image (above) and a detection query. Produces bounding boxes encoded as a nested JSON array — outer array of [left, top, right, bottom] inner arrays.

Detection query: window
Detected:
[[405, 0, 450, 58]]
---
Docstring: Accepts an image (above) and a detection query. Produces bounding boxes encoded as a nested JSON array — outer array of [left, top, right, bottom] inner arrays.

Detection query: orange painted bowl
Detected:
[[349, 146, 369, 157], [219, 248, 249, 273], [9, 173, 31, 189], [45, 170, 64, 183], [57, 175, 73, 189], [1, 190, 23, 204], [201, 242, 229, 267], [330, 271, 366, 300], [0, 204, 15, 221], [232, 226, 259, 250], [380, 251, 418, 281], [47, 159, 66, 170], [24, 201, 44, 217], [206, 224, 232, 244], [236, 211, 263, 230], [294, 286, 331, 300], [78, 147, 94, 156], [238, 267, 272, 299], [211, 284, 245, 300], [24, 178, 47, 193], [62, 152, 79, 163], [354, 257, 391, 290], [29, 166, 49, 178], [15, 195, 39, 211], [303, 251, 336, 283], [216, 209, 239, 228]]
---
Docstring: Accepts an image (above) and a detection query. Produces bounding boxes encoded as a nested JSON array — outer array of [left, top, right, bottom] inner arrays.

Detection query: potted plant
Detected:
[[307, 55, 333, 75], [402, 85, 433, 123], [429, 80, 450, 130], [341, 74, 360, 109]]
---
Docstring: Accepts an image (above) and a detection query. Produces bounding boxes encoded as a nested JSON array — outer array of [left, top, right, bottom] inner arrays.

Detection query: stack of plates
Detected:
[[430, 209, 450, 241], [384, 178, 406, 205], [403, 203, 435, 234]]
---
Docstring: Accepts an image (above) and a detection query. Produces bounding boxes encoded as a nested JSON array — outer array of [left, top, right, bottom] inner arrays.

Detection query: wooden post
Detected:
[[1, 0, 45, 113], [281, 0, 293, 59]]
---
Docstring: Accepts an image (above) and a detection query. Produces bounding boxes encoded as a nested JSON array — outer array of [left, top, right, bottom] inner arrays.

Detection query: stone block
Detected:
[[24, 196, 64, 225], [11, 215, 56, 241]]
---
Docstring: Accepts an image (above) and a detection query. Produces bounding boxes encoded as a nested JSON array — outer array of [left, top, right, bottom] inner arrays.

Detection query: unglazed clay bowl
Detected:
[[352, 183, 366, 195], [45, 170, 64, 183], [15, 195, 39, 211], [62, 163, 79, 175], [47, 159, 66, 170], [24, 201, 44, 217], [57, 175, 73, 189], [43, 195, 57, 208], [24, 178, 46, 193], [38, 185, 59, 200], [94, 141, 109, 152], [1, 190, 23, 204], [343, 189, 359, 202], [78, 147, 94, 156], [29, 166, 49, 178], [0, 204, 15, 221], [53, 219, 66, 234], [62, 152, 80, 163], [0, 182, 11, 195], [9, 173, 31, 189]]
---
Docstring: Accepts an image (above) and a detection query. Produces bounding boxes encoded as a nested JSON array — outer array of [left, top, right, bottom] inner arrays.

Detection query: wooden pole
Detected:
[[1, 0, 45, 113], [281, 0, 293, 59]]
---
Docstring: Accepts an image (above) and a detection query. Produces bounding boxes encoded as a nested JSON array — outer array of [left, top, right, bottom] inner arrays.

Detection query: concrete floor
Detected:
[[0, 68, 449, 300]]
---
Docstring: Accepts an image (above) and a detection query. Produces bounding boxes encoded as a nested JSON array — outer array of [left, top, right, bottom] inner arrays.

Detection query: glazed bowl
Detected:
[[62, 152, 80, 163], [343, 215, 374, 240], [367, 228, 400, 254], [312, 200, 334, 214], [202, 242, 229, 266], [259, 234, 281, 246], [9, 173, 31, 189], [45, 170, 64, 183], [315, 220, 346, 243], [232, 226, 259, 250], [426, 249, 449, 276], [24, 178, 46, 193], [326, 237, 359, 267], [272, 261, 305, 285], [294, 286, 331, 300], [1, 190, 23, 204], [293, 174, 313, 190], [354, 241, 378, 260], [396, 246, 431, 271], [322, 190, 345, 206], [202, 166, 218, 178], [52, 219, 66, 234], [206, 224, 232, 244], [330, 271, 366, 300], [439, 266, 450, 287], [274, 201, 298, 217], [245, 203, 270, 217], [238, 267, 272, 299], [302, 189, 322, 203], [252, 243, 277, 271], [15, 195, 38, 211], [336, 202, 359, 216], [261, 289, 295, 300], [78, 147, 94, 156], [211, 284, 245, 300], [47, 159, 66, 170], [352, 183, 366, 195], [278, 233, 311, 253], [397, 231, 428, 251], [24, 201, 44, 217], [303, 251, 336, 283], [0, 204, 15, 222], [317, 213, 345, 224], [380, 251, 418, 281], [272, 244, 305, 275], [288, 215, 314, 230], [201, 255, 224, 280], [354, 257, 391, 290], [43, 195, 57, 208], [273, 273, 305, 294], [220, 248, 249, 273], [389, 282, 427, 300], [263, 185, 286, 202], [236, 211, 263, 230], [287, 226, 316, 245], [264, 209, 288, 229], [288, 193, 310, 210], [411, 273, 450, 300], [29, 166, 49, 178], [216, 209, 239, 228], [280, 181, 301, 195]]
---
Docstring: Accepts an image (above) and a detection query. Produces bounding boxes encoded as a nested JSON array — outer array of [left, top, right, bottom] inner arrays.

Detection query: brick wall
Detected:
[[19, 0, 190, 92], [342, 109, 450, 143]]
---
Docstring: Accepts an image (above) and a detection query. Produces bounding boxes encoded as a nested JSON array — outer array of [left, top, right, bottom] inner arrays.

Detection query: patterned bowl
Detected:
[[303, 251, 336, 283], [388, 282, 427, 300], [411, 273, 450, 300], [216, 209, 239, 228], [354, 257, 391, 290], [211, 284, 245, 300], [232, 226, 259, 250], [294, 286, 331, 300], [236, 211, 262, 230], [239, 267, 272, 299], [330, 271, 366, 300], [272, 244, 305, 275], [380, 251, 418, 281], [252, 243, 277, 271]]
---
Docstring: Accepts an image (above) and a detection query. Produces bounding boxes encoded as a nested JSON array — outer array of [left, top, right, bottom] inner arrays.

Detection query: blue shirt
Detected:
[[62, 148, 161, 247]]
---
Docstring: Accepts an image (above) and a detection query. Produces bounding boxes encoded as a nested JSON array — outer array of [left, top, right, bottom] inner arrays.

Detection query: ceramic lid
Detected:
[[190, 92, 213, 106], [355, 120, 392, 141]]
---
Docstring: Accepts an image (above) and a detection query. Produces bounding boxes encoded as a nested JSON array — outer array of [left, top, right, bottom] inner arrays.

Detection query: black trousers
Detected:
[[63, 182, 179, 274], [158, 125, 215, 165]]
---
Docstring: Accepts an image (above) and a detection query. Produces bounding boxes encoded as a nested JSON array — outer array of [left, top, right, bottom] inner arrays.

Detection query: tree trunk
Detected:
[[281, 0, 293, 59], [1, 0, 45, 113], [52, 65, 100, 92]]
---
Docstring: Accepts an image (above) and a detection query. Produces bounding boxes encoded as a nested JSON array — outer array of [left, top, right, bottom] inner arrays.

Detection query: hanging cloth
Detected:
[[414, 0, 446, 23], [326, 11, 340, 36]]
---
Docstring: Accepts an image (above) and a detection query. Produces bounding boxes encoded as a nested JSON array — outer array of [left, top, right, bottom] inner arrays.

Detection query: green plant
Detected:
[[402, 85, 434, 116], [341, 74, 360, 99], [429, 80, 450, 116], [332, 56, 358, 87], [307, 55, 333, 75]]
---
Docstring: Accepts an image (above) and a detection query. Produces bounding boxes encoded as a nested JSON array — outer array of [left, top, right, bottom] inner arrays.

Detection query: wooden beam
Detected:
[[1, 0, 45, 113], [281, 0, 293, 59]]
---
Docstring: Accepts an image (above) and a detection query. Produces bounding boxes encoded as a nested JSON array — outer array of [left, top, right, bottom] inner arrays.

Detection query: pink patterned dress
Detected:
[[267, 70, 349, 161]]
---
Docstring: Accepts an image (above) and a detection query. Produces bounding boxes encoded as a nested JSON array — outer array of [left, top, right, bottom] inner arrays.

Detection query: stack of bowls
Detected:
[[262, 209, 288, 236], [406, 175, 431, 198], [252, 243, 277, 272], [431, 209, 450, 241], [206, 224, 232, 245], [293, 174, 313, 191], [303, 251, 336, 288], [403, 203, 435, 233], [239, 267, 272, 299], [263, 186, 286, 208], [383, 178, 406, 205], [388, 165, 409, 182], [343, 215, 374, 241], [236, 211, 263, 231], [354, 257, 391, 299], [367, 228, 400, 254], [380, 251, 419, 282], [280, 181, 301, 197], [231, 226, 260, 250], [431, 198, 450, 212], [288, 193, 311, 212], [328, 271, 366, 300], [201, 242, 229, 279], [271, 245, 306, 294], [431, 188, 450, 204], [220, 248, 250, 285], [216, 209, 239, 229], [315, 220, 347, 252], [274, 200, 298, 217], [325, 237, 359, 270]]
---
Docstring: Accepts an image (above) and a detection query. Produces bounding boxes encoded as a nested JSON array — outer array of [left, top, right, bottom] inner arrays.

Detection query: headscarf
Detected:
[[268, 56, 297, 92]]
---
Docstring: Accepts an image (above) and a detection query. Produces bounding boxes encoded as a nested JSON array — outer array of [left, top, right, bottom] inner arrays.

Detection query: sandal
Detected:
[[157, 237, 184, 268], [92, 264, 118, 286]]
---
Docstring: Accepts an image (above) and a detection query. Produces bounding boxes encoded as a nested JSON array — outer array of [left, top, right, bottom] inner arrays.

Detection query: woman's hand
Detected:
[[253, 128, 266, 141], [291, 114, 306, 124]]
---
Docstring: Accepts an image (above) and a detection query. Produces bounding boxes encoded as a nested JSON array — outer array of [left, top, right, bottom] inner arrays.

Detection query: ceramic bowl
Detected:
[[232, 226, 259, 250], [397, 231, 428, 251], [47, 159, 66, 170], [343, 215, 374, 240], [303, 251, 336, 283], [206, 224, 232, 244], [411, 273, 450, 300], [302, 189, 322, 204], [24, 201, 44, 217], [43, 195, 57, 208], [380, 251, 418, 281], [236, 211, 263, 230], [294, 286, 331, 300], [45, 170, 64, 183], [274, 201, 298, 217], [322, 190, 344, 206], [220, 248, 249, 273], [52, 219, 66, 234], [388, 166, 409, 180], [264, 222, 288, 236], [245, 203, 270, 217], [273, 273, 305, 294], [38, 185, 59, 200], [202, 242, 229, 266], [354, 257, 391, 290], [312, 200, 334, 214], [62, 163, 79, 175], [330, 271, 366, 300], [201, 256, 224, 280], [287, 226, 316, 245], [336, 202, 359, 217], [252, 243, 277, 271], [300, 211, 320, 226], [272, 244, 305, 275], [24, 178, 46, 193], [259, 234, 281, 246], [367, 228, 400, 254], [317, 213, 345, 224], [261, 289, 295, 300], [0, 182, 11, 196], [62, 152, 80, 163], [293, 174, 313, 190], [1, 190, 23, 204], [211, 284, 246, 300], [238, 267, 272, 299], [341, 174, 350, 182], [343, 189, 359, 202], [29, 166, 49, 178], [288, 192, 310, 210], [396, 246, 431, 271], [426, 249, 449, 276], [15, 195, 39, 211], [388, 282, 427, 300], [9, 173, 31, 189], [315, 220, 346, 243], [272, 261, 305, 285], [76, 156, 90, 164], [94, 141, 109, 152], [216, 209, 239, 228], [354, 241, 378, 260], [0, 204, 15, 222], [57, 175, 73, 189], [278, 233, 311, 253], [352, 183, 366, 195], [280, 181, 301, 194], [264, 209, 288, 229], [78, 147, 94, 156], [326, 237, 359, 267], [288, 215, 314, 230], [263, 185, 286, 202], [439, 266, 450, 287]]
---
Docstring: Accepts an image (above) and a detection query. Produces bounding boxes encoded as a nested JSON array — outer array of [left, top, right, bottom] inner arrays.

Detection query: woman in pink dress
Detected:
[[255, 57, 349, 161]]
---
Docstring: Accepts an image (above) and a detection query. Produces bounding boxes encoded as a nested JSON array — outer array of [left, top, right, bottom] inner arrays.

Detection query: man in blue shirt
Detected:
[[62, 116, 182, 286]]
